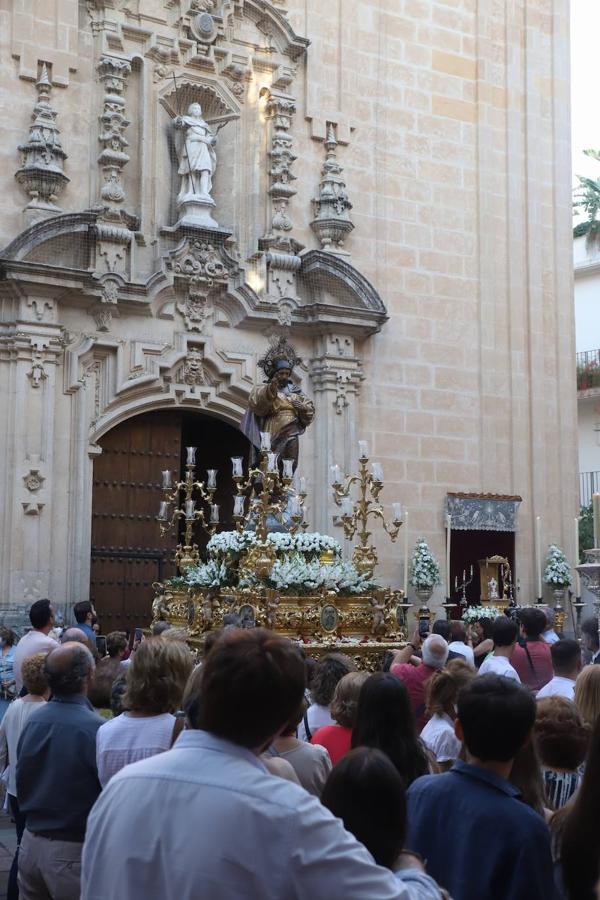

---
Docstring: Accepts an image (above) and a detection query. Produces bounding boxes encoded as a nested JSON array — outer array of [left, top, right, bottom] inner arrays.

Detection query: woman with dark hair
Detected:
[[511, 607, 553, 691], [551, 714, 600, 899], [298, 652, 355, 741], [352, 672, 429, 786], [321, 748, 445, 897], [509, 741, 550, 821], [421, 659, 475, 770], [534, 696, 589, 809], [468, 617, 494, 668]]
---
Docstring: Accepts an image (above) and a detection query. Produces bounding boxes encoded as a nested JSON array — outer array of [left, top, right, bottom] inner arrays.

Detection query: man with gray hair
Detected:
[[16, 642, 103, 899], [391, 632, 449, 732]]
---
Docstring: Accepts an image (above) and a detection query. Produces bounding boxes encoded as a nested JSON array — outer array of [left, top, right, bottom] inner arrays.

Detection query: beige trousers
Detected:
[[18, 829, 82, 900]]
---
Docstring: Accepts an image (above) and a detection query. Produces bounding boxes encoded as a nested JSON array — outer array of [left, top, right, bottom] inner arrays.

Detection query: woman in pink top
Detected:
[[510, 608, 553, 692], [311, 672, 368, 765]]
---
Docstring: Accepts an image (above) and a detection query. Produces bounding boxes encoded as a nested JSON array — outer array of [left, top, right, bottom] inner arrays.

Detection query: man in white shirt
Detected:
[[82, 629, 444, 900], [542, 608, 560, 645], [13, 600, 57, 694], [447, 621, 476, 667], [536, 639, 581, 700], [478, 616, 520, 682]]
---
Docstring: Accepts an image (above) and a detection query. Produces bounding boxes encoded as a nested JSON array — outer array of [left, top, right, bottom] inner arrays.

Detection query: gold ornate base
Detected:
[[153, 584, 409, 670]]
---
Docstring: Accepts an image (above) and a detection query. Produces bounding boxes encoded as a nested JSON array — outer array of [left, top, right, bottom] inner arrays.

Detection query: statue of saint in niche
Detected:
[[242, 338, 315, 470], [174, 102, 217, 202]]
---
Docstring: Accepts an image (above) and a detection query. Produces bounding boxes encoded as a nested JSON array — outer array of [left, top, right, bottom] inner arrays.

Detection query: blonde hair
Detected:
[[21, 652, 50, 696], [331, 672, 369, 728], [124, 638, 193, 715], [574, 666, 600, 728], [426, 658, 475, 718]]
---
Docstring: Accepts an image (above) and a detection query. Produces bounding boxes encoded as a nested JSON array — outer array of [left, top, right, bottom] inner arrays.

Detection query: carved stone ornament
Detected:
[[446, 494, 523, 532], [27, 361, 47, 388], [23, 469, 45, 492], [179, 348, 207, 386], [311, 124, 354, 254], [15, 64, 69, 221], [169, 239, 228, 331]]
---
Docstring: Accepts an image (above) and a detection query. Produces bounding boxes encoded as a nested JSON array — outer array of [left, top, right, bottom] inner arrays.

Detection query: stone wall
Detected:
[[0, 0, 576, 618]]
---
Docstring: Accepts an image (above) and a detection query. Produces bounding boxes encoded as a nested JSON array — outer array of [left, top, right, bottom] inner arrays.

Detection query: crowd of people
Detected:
[[0, 597, 597, 898]]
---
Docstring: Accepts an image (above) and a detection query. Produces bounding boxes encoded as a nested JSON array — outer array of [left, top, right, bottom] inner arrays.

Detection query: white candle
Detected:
[[445, 513, 452, 600], [535, 516, 542, 599], [392, 502, 403, 523], [233, 495, 245, 517], [210, 504, 219, 524], [282, 458, 294, 479], [330, 464, 341, 485], [594, 494, 600, 548], [358, 440, 369, 459], [260, 431, 271, 451], [185, 499, 196, 519], [403, 509, 409, 596], [207, 469, 217, 490], [231, 457, 243, 477], [157, 501, 169, 521], [186, 447, 196, 466], [341, 497, 353, 518], [574, 516, 581, 597], [161, 470, 172, 489], [297, 477, 307, 495], [267, 452, 279, 473], [371, 462, 384, 482]]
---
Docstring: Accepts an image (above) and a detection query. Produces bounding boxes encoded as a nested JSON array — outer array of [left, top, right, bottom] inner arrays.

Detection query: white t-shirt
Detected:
[[478, 654, 521, 682], [96, 712, 176, 787], [421, 713, 461, 763], [297, 704, 333, 742], [542, 630, 560, 645], [447, 642, 475, 666], [13, 631, 57, 693], [536, 675, 575, 701]]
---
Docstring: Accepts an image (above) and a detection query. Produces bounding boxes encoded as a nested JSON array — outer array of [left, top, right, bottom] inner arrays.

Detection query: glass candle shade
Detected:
[[210, 504, 220, 524], [233, 495, 246, 517], [184, 499, 196, 519], [297, 476, 307, 495], [267, 452, 279, 473], [341, 497, 354, 518], [392, 502, 403, 523], [330, 464, 341, 485], [290, 496, 303, 518], [186, 447, 197, 466], [260, 432, 271, 451], [161, 470, 172, 489], [371, 462, 384, 482], [358, 440, 369, 459], [282, 458, 294, 479], [231, 457, 243, 477], [157, 501, 169, 521], [207, 469, 217, 490]]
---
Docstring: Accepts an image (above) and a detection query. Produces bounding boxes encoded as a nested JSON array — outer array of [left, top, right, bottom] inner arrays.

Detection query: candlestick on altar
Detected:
[[574, 516, 582, 598], [535, 516, 542, 601], [593, 494, 600, 549], [445, 513, 452, 600]]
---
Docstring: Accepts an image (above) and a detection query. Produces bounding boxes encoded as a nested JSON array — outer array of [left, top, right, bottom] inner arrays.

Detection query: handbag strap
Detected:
[[303, 711, 312, 742]]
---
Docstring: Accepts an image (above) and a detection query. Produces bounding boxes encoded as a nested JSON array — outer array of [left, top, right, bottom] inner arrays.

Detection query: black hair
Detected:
[[491, 616, 519, 648], [581, 617, 600, 651], [432, 619, 451, 641], [477, 617, 494, 640], [73, 601, 93, 624], [550, 639, 581, 676], [29, 599, 53, 630], [352, 672, 429, 786], [321, 747, 406, 870], [457, 674, 535, 762], [518, 607, 547, 640], [310, 653, 356, 706]]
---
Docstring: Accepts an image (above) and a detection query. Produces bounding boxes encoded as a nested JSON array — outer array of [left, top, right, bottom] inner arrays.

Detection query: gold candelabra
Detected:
[[230, 433, 308, 577], [331, 441, 403, 576], [157, 446, 220, 573]]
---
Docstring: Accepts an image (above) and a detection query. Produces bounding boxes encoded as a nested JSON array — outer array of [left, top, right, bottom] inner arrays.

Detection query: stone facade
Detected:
[[0, 0, 576, 621]]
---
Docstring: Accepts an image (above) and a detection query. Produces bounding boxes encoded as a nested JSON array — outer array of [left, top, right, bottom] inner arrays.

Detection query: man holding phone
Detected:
[[390, 633, 449, 732]]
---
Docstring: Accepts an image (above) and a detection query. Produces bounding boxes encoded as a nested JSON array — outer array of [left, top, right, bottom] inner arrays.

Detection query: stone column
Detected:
[[309, 334, 364, 537]]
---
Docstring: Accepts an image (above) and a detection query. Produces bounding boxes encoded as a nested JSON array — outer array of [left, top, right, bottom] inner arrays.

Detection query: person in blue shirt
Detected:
[[73, 600, 98, 645], [406, 674, 555, 900]]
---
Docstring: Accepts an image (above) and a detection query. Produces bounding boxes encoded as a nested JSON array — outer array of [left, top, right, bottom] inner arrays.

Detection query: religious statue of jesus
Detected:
[[174, 102, 217, 202]]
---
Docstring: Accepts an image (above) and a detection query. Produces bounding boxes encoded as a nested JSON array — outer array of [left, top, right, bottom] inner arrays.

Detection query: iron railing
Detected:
[[577, 350, 600, 391]]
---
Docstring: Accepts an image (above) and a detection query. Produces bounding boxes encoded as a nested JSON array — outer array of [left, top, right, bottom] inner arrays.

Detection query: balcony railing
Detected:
[[580, 471, 600, 508], [577, 350, 600, 391]]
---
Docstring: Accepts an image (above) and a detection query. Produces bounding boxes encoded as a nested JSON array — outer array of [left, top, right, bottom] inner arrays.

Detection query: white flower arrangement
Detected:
[[409, 539, 442, 588], [207, 530, 342, 559], [185, 560, 232, 589], [543, 544, 572, 587], [461, 605, 504, 624], [266, 553, 374, 595], [206, 531, 257, 557]]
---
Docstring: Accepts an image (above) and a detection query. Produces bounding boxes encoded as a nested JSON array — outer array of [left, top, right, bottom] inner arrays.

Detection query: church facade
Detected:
[[0, 0, 576, 627]]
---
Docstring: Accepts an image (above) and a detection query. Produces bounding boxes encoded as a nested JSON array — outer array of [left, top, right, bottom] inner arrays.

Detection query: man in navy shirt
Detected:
[[73, 600, 98, 645], [406, 674, 554, 900]]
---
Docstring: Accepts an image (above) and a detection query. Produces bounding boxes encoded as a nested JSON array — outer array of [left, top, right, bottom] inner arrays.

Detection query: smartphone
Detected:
[[418, 619, 430, 638], [134, 627, 143, 644]]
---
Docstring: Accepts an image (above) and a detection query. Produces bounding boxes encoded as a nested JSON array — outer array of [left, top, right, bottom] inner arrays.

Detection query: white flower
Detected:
[[409, 539, 442, 588], [543, 544, 572, 587], [461, 605, 504, 624], [185, 560, 229, 589]]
